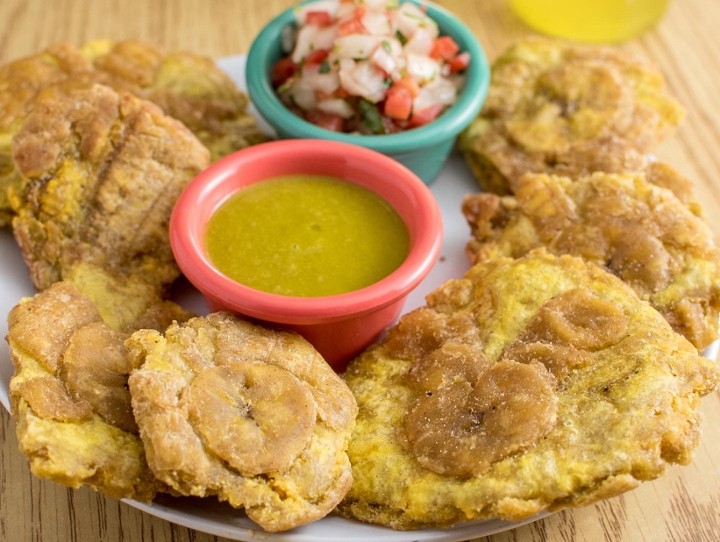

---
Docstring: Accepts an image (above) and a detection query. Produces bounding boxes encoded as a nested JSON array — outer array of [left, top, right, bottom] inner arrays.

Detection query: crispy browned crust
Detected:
[[4, 77, 207, 503], [338, 250, 719, 529], [458, 38, 684, 194], [10, 83, 209, 294], [81, 40, 270, 158], [0, 39, 268, 225], [462, 167, 720, 350], [127, 313, 358, 532], [7, 281, 193, 501]]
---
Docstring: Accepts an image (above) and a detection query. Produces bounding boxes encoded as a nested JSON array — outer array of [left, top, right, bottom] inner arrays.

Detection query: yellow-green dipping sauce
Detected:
[[205, 174, 410, 297]]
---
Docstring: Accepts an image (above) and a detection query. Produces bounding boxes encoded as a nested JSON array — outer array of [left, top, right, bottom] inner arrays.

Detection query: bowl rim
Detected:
[[169, 139, 443, 325], [245, 0, 490, 151]]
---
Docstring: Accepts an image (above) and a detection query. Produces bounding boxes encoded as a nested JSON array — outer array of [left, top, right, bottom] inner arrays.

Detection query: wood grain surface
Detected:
[[1, 1, 719, 541]]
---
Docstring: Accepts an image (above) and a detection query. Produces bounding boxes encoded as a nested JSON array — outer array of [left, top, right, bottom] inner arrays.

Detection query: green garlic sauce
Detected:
[[205, 174, 410, 297]]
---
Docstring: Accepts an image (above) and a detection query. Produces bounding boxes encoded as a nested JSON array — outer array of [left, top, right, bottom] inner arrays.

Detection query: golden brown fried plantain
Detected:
[[462, 167, 720, 350], [7, 280, 193, 501], [338, 250, 719, 529], [5, 74, 209, 504], [0, 39, 268, 225], [0, 44, 91, 225], [458, 38, 684, 194], [81, 39, 269, 159], [127, 312, 357, 532], [10, 83, 209, 296]]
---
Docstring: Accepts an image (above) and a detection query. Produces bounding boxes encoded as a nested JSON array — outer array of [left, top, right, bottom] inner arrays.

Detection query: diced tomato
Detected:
[[430, 36, 460, 61], [337, 2, 368, 35], [305, 10, 333, 27], [304, 49, 329, 66], [271, 57, 297, 87], [334, 86, 351, 99], [408, 103, 444, 127], [305, 110, 345, 132], [384, 85, 413, 120], [314, 89, 334, 101], [394, 76, 420, 98], [338, 18, 366, 36], [448, 51, 471, 73]]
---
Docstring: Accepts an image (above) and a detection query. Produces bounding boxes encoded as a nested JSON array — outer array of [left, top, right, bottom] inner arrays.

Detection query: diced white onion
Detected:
[[363, 0, 390, 10], [281, 25, 296, 54], [413, 78, 458, 111], [289, 80, 317, 110], [370, 38, 405, 78], [405, 52, 440, 84], [338, 58, 387, 103], [404, 27, 434, 56], [333, 34, 382, 60], [317, 98, 355, 118], [291, 25, 319, 63], [362, 11, 391, 36], [313, 26, 339, 52], [393, 3, 438, 39], [301, 65, 341, 94]]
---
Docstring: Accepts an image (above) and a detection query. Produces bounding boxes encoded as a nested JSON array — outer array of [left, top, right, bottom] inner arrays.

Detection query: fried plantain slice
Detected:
[[458, 38, 684, 194], [4, 77, 206, 505], [0, 39, 268, 225], [338, 250, 719, 529], [7, 280, 193, 501], [10, 83, 209, 295], [462, 167, 720, 350], [127, 312, 358, 532], [80, 39, 270, 159]]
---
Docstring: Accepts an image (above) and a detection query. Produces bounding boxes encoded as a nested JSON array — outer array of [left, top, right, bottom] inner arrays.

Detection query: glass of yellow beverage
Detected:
[[509, 0, 670, 42]]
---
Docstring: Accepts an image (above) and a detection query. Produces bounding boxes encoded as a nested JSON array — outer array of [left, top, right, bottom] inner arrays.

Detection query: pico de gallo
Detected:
[[271, 0, 471, 134]]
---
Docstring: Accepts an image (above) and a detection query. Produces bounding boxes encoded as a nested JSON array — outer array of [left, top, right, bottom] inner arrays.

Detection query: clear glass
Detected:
[[509, 0, 670, 43]]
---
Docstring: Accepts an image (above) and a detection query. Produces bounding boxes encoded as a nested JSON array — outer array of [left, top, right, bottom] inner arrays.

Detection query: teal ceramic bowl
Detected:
[[246, 0, 490, 184]]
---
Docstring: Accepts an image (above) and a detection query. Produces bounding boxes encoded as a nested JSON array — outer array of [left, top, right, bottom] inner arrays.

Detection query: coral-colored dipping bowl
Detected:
[[170, 139, 442, 370]]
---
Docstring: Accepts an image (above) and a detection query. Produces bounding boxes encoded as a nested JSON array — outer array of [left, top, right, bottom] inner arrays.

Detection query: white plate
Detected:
[[1, 55, 716, 542], [0, 54, 540, 542]]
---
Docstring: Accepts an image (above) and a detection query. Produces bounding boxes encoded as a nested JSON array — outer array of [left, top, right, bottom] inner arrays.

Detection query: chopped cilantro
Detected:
[[276, 80, 293, 94], [359, 99, 384, 134]]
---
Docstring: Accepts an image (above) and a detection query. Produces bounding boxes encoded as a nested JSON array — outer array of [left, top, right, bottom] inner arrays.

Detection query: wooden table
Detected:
[[1, 1, 718, 541]]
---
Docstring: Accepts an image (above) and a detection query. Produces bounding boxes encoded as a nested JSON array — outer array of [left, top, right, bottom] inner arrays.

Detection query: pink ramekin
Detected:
[[169, 139, 443, 370]]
